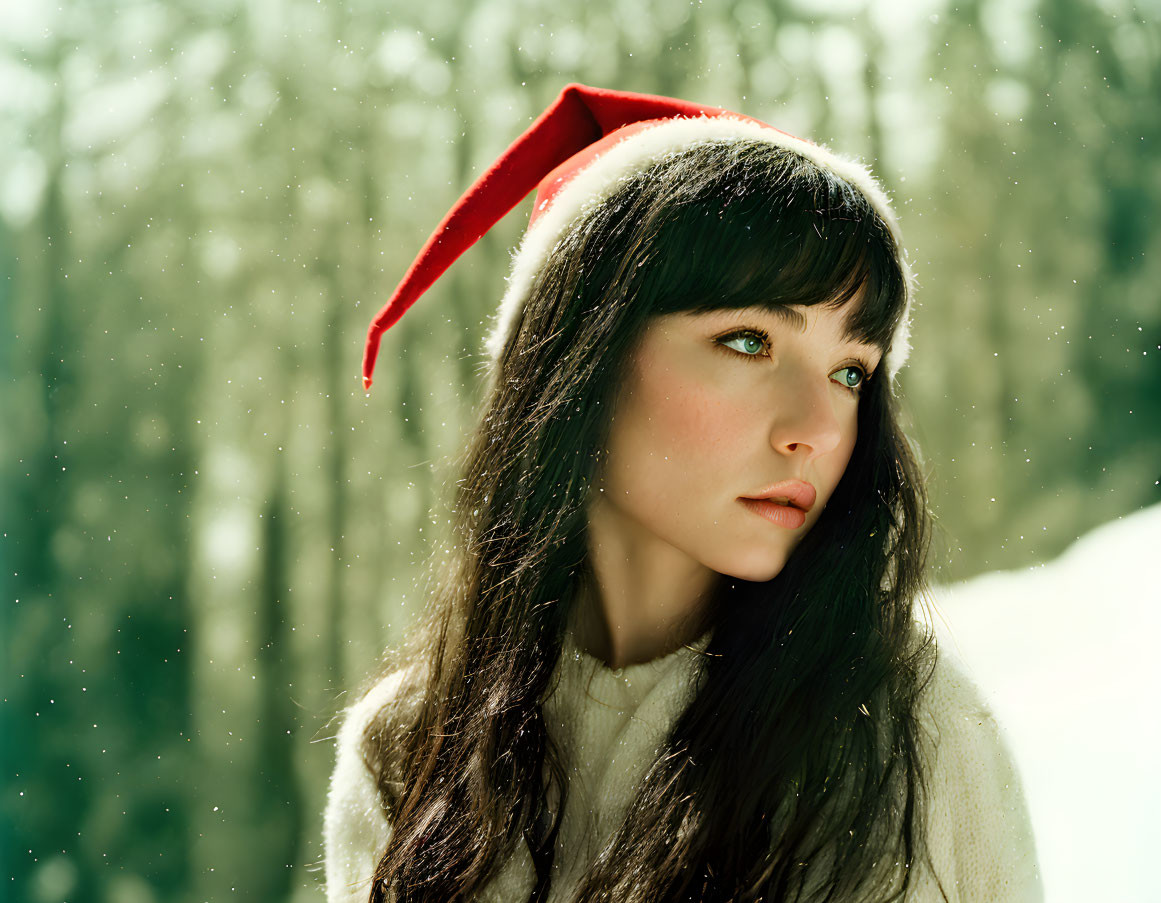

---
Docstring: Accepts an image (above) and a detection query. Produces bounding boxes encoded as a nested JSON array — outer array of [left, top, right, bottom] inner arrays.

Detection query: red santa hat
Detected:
[[361, 83, 914, 391]]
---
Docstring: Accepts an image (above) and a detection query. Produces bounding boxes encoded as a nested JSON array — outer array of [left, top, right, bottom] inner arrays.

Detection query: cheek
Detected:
[[605, 357, 750, 491]]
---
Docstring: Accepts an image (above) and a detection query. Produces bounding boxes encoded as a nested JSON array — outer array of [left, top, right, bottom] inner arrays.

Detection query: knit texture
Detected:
[[323, 627, 1041, 902]]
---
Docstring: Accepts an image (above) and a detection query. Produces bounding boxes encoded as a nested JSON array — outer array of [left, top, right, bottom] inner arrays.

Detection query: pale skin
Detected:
[[574, 297, 884, 669]]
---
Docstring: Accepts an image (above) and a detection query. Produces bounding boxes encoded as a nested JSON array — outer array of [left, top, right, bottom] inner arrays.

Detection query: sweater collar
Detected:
[[552, 622, 714, 714]]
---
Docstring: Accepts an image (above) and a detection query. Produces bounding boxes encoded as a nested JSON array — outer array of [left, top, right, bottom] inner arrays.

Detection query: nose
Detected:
[[767, 371, 845, 459]]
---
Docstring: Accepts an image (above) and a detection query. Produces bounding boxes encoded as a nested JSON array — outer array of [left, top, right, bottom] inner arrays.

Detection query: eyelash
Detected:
[[714, 327, 874, 394]]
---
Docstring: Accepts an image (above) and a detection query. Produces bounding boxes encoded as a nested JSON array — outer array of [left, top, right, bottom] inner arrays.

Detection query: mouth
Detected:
[[740, 480, 817, 513], [738, 479, 817, 531], [738, 496, 809, 530]]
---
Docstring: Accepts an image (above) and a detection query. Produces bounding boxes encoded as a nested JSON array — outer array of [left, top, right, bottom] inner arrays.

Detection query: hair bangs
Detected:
[[640, 144, 907, 354]]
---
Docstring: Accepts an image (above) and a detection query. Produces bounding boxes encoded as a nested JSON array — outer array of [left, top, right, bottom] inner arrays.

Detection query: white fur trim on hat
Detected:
[[483, 115, 915, 381]]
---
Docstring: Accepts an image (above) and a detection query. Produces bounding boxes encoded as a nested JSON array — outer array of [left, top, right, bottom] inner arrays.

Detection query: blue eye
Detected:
[[717, 329, 769, 360], [831, 366, 867, 391]]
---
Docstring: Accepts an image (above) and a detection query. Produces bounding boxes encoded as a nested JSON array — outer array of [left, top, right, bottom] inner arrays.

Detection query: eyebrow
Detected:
[[713, 305, 807, 333], [765, 305, 808, 335]]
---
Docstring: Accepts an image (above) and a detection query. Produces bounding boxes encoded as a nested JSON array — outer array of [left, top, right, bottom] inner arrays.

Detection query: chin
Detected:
[[714, 549, 791, 584]]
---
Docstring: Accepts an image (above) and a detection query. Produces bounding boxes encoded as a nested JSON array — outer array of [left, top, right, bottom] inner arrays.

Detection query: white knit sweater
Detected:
[[323, 627, 1042, 902]]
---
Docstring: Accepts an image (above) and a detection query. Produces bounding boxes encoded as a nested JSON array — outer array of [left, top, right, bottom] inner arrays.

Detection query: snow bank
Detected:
[[928, 503, 1161, 903]]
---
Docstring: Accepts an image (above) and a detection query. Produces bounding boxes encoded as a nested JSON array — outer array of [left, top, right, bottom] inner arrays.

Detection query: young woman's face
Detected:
[[594, 300, 883, 583]]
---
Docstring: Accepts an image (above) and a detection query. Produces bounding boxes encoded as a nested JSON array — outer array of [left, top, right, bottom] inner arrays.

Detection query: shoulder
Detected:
[[914, 637, 1001, 751], [323, 667, 414, 903], [910, 636, 1043, 902]]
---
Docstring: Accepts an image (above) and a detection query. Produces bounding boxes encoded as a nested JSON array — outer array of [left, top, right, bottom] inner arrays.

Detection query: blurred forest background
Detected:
[[1, 0, 1157, 900]]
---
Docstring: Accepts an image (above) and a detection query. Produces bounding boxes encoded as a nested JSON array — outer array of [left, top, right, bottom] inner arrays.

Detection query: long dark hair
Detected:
[[358, 138, 940, 902]]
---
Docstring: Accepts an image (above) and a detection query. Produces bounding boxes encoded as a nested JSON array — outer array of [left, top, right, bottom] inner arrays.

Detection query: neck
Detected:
[[574, 497, 719, 669]]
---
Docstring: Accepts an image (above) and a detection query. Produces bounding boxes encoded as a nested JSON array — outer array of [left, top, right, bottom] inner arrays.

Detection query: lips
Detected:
[[741, 480, 817, 512], [738, 496, 808, 530]]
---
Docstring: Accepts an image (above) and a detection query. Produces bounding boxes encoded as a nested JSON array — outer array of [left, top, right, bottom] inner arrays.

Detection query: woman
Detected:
[[323, 85, 1041, 902]]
